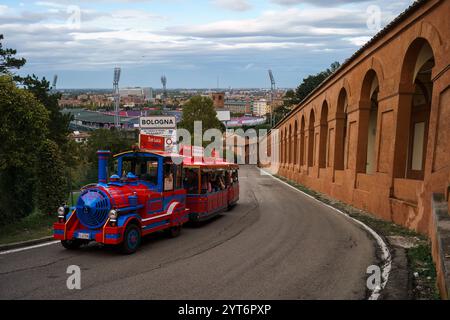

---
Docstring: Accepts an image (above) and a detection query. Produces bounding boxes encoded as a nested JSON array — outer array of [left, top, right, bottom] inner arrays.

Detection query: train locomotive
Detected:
[[53, 147, 239, 254]]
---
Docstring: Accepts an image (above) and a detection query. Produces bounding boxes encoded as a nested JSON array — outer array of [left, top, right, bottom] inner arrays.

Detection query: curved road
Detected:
[[0, 166, 377, 299]]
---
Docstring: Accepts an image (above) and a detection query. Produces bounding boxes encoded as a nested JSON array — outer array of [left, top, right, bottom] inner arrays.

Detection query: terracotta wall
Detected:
[[261, 0, 450, 236]]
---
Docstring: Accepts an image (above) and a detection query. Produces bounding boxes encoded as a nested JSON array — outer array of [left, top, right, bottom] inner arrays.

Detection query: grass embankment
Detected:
[[274, 174, 440, 300], [0, 212, 55, 245], [0, 191, 80, 246]]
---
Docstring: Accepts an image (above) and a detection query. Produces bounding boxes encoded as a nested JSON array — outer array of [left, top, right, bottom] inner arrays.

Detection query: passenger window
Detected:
[[174, 165, 183, 189], [184, 169, 199, 194], [144, 161, 158, 185], [164, 162, 174, 191]]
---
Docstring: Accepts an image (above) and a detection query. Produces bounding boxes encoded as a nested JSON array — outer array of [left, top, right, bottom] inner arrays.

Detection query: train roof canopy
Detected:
[[112, 148, 238, 169]]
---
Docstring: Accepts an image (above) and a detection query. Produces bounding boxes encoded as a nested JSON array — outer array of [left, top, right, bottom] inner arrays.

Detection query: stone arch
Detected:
[[370, 57, 385, 92], [288, 124, 292, 165], [283, 127, 287, 166], [279, 129, 284, 165], [300, 115, 306, 166], [420, 21, 442, 59], [358, 69, 380, 174], [394, 37, 435, 180], [319, 100, 329, 168], [294, 120, 298, 165], [342, 78, 352, 101], [308, 108, 316, 167], [335, 87, 349, 170]]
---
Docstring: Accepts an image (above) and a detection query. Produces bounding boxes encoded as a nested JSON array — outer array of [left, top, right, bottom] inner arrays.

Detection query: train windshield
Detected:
[[120, 156, 159, 185]]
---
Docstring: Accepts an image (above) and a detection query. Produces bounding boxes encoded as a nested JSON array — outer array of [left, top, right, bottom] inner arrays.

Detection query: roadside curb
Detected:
[[0, 236, 54, 252], [259, 168, 392, 300]]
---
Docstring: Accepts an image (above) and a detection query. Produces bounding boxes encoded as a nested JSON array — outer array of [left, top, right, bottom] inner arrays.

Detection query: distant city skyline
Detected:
[[1, 0, 414, 88]]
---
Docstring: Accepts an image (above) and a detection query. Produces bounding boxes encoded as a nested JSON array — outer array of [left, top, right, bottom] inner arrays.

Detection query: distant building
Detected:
[[211, 92, 225, 109], [143, 87, 154, 101], [224, 99, 251, 114], [252, 99, 269, 116], [69, 131, 90, 143], [119, 87, 143, 97], [119, 87, 153, 101], [63, 108, 139, 131]]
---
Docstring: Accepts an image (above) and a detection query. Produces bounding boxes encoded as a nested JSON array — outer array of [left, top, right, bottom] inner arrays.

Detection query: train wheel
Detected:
[[167, 225, 181, 238], [61, 239, 83, 250], [120, 224, 141, 254]]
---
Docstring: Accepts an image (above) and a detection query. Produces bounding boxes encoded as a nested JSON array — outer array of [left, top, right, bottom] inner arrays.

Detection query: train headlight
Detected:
[[57, 206, 65, 217], [108, 209, 118, 220]]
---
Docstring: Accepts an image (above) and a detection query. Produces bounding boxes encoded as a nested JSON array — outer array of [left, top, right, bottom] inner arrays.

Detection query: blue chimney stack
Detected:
[[97, 150, 111, 184]]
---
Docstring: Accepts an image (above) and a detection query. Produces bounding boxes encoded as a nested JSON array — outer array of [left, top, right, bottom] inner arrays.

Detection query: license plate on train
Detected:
[[77, 232, 90, 240]]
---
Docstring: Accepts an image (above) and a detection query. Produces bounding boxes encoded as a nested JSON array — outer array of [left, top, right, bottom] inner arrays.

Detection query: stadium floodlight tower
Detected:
[[52, 74, 58, 89], [268, 69, 276, 126], [113, 67, 121, 128], [161, 75, 167, 108]]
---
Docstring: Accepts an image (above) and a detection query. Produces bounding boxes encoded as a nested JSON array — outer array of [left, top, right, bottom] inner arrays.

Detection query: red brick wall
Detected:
[[262, 0, 450, 235]]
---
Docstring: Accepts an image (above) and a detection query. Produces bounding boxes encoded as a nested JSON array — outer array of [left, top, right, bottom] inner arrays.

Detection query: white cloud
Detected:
[[344, 36, 371, 46], [213, 0, 252, 11], [0, 0, 416, 87], [272, 0, 370, 6]]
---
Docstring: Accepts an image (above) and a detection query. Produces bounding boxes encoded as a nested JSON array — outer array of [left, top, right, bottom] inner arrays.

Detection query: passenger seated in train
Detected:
[[164, 162, 174, 191], [225, 171, 232, 186], [183, 169, 199, 194], [232, 170, 238, 182], [217, 174, 225, 190], [201, 173, 212, 194]]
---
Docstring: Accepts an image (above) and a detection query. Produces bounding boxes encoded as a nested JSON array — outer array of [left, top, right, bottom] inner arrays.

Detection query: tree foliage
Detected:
[[76, 129, 136, 184], [21, 75, 72, 147], [0, 34, 26, 75], [35, 139, 68, 215], [273, 62, 341, 126], [0, 76, 49, 170], [178, 96, 224, 142], [0, 35, 77, 224], [0, 76, 50, 224], [85, 129, 133, 163], [0, 167, 35, 224], [294, 61, 340, 103]]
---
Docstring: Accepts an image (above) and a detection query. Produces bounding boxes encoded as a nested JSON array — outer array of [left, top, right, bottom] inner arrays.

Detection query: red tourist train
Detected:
[[53, 145, 239, 254]]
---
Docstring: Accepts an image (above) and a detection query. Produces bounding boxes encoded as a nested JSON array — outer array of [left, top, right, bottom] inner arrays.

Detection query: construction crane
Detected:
[[113, 67, 121, 128], [268, 69, 276, 126]]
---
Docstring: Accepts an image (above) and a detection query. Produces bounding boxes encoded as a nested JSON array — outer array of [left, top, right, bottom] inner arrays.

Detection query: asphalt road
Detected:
[[0, 166, 377, 299]]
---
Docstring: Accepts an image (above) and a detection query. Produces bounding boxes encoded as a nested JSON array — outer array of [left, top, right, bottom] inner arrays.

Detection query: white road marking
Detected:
[[0, 241, 60, 255], [2, 203, 182, 254], [259, 168, 392, 301]]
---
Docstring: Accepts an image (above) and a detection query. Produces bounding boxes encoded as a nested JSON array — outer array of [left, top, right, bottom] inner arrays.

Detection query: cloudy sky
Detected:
[[0, 0, 414, 88]]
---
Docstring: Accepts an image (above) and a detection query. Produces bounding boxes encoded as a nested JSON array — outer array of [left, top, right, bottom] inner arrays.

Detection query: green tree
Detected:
[[178, 96, 224, 142], [271, 62, 341, 127], [0, 168, 35, 224], [77, 129, 135, 183], [85, 129, 133, 164], [0, 76, 50, 224], [35, 139, 67, 215], [21, 74, 72, 147], [0, 76, 49, 170], [294, 61, 341, 103], [0, 34, 26, 75]]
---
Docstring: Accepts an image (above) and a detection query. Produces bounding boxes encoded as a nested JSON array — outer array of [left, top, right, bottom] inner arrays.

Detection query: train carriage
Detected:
[[53, 147, 239, 254], [183, 160, 239, 223]]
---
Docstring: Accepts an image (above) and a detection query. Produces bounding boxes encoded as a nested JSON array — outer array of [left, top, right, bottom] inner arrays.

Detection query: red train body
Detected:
[[53, 148, 239, 253]]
